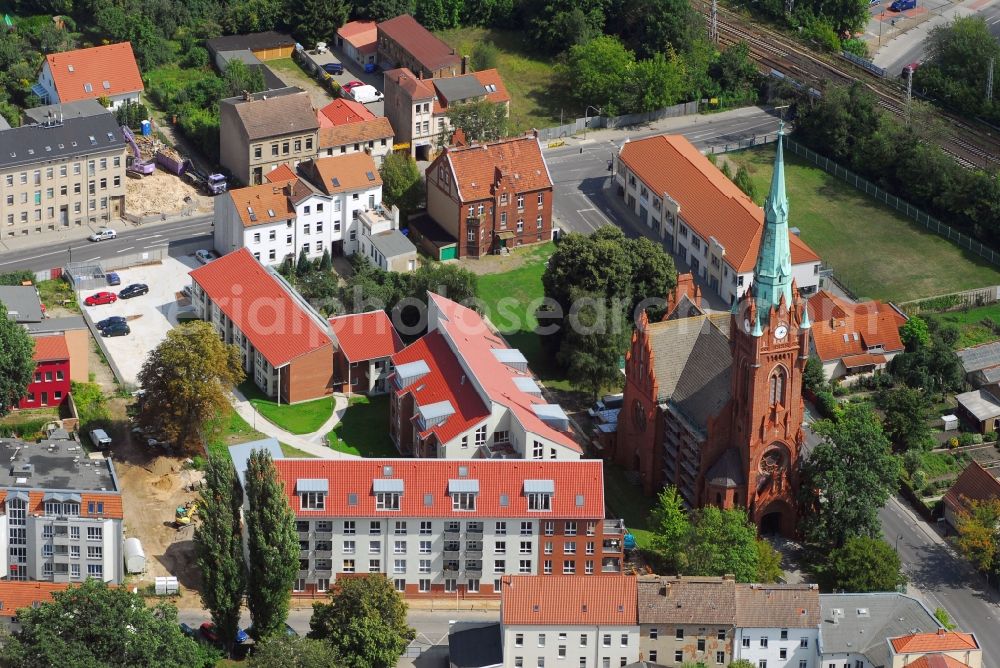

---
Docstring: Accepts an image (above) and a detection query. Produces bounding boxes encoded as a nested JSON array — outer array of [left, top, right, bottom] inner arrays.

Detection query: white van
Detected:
[[89, 429, 112, 449], [350, 85, 384, 104]]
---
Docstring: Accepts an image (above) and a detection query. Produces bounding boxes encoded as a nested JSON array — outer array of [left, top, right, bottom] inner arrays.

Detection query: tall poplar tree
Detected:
[[244, 449, 299, 639], [0, 302, 34, 417], [194, 455, 246, 657]]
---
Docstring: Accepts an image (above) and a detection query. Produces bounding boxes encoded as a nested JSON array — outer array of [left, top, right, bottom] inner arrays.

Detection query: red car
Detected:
[[84, 291, 117, 306], [342, 80, 364, 91]]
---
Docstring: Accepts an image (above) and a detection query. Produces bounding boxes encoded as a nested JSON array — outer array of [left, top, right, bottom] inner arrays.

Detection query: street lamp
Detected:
[[583, 106, 603, 140], [895, 533, 903, 553]]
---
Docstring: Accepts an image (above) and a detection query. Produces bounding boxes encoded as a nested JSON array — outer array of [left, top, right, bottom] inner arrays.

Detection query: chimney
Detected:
[[937, 629, 947, 636], [461, 55, 469, 75]]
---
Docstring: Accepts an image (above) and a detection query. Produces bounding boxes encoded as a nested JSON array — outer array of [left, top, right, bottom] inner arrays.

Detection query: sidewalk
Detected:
[[230, 389, 355, 459], [872, 0, 997, 68]]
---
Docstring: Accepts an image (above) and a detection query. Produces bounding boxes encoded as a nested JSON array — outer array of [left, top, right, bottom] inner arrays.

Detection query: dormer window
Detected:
[[376, 492, 400, 510], [449, 479, 480, 511], [527, 493, 551, 511], [452, 492, 476, 511], [297, 479, 328, 509], [301, 492, 326, 510], [374, 478, 404, 510], [525, 480, 555, 511]]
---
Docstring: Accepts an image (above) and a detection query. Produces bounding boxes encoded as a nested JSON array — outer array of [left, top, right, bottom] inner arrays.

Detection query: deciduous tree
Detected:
[[900, 316, 930, 351], [556, 290, 630, 400], [558, 35, 635, 116], [755, 540, 784, 583], [248, 635, 343, 667], [0, 302, 35, 418], [309, 575, 415, 668], [290, 0, 350, 49], [137, 321, 244, 451], [956, 498, 1000, 576], [379, 153, 424, 218], [244, 449, 299, 639], [877, 386, 932, 452], [683, 506, 760, 583], [195, 455, 246, 657], [444, 99, 508, 144], [223, 59, 267, 98], [733, 165, 758, 202], [820, 535, 906, 592], [649, 485, 689, 572]]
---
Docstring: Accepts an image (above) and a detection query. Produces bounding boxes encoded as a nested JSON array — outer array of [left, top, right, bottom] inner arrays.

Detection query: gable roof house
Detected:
[[956, 341, 1000, 389], [637, 575, 738, 666], [377, 14, 464, 79], [34, 42, 143, 109], [887, 631, 982, 668], [337, 20, 378, 66], [329, 310, 405, 395], [316, 98, 395, 165], [943, 460, 1000, 530]]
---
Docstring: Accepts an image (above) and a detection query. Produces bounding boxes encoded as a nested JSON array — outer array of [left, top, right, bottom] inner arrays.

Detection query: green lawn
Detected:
[[925, 303, 1000, 349], [435, 28, 563, 133], [280, 443, 316, 458], [0, 408, 60, 439], [919, 450, 967, 479], [328, 395, 398, 457], [726, 147, 1000, 303], [602, 464, 655, 549], [239, 381, 334, 435], [204, 410, 266, 461]]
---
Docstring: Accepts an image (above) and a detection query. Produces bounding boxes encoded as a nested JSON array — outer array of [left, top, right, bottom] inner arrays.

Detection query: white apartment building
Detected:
[[500, 575, 639, 668], [733, 585, 821, 668]]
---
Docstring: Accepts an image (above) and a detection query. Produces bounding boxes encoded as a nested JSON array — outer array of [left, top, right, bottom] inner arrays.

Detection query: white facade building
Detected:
[[733, 585, 821, 668]]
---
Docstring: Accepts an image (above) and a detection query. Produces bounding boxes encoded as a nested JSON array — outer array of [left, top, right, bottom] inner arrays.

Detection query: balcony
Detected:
[[444, 525, 461, 535], [601, 558, 622, 573], [443, 543, 461, 554], [464, 563, 483, 575], [603, 519, 624, 535], [314, 531, 333, 541], [602, 538, 623, 553], [465, 545, 483, 557], [466, 524, 483, 534], [314, 549, 332, 559]]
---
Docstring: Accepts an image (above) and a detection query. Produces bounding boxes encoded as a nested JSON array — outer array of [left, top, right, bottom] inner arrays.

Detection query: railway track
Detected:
[[705, 3, 1000, 169]]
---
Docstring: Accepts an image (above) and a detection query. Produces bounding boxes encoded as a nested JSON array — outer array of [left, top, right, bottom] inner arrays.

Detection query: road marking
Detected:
[[134, 234, 164, 241], [143, 242, 170, 249], [0, 247, 65, 266], [83, 256, 100, 262], [114, 246, 135, 253]]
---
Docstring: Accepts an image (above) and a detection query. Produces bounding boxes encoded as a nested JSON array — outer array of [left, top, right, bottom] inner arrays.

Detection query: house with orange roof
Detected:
[[614, 134, 821, 306], [390, 293, 580, 460], [329, 310, 404, 394], [425, 134, 553, 258], [34, 42, 143, 109], [19, 334, 70, 410], [888, 630, 982, 668], [0, 581, 70, 631], [943, 460, 1000, 530], [806, 289, 907, 382], [189, 248, 334, 403], [337, 20, 378, 68], [0, 435, 124, 584], [316, 99, 395, 165], [377, 14, 463, 79]]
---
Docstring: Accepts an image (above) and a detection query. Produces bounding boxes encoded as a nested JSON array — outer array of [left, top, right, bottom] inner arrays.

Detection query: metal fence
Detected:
[[101, 247, 168, 272], [784, 139, 1000, 268], [703, 132, 782, 155], [841, 51, 886, 78], [534, 101, 699, 141], [899, 285, 1000, 313]]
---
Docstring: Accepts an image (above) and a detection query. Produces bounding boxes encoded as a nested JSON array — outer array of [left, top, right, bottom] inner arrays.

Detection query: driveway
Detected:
[[295, 49, 385, 116], [80, 254, 201, 386]]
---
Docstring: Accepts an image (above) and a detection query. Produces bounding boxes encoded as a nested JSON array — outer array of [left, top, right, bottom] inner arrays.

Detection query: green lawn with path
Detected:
[[328, 395, 398, 457], [727, 147, 1000, 303], [239, 381, 333, 435]]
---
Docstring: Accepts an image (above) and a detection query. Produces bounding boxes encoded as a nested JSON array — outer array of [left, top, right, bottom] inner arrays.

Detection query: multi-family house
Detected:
[[0, 286, 90, 383], [613, 134, 820, 305], [733, 584, 821, 668], [806, 290, 906, 382], [219, 87, 320, 186], [316, 99, 395, 164], [0, 435, 124, 584], [329, 310, 405, 394], [0, 108, 126, 240], [189, 248, 334, 403], [298, 153, 383, 255], [500, 575, 639, 668], [227, 445, 624, 599], [34, 42, 143, 109], [637, 575, 737, 667], [425, 135, 554, 258], [390, 293, 581, 460], [20, 334, 71, 410], [886, 631, 982, 668], [377, 14, 463, 79]]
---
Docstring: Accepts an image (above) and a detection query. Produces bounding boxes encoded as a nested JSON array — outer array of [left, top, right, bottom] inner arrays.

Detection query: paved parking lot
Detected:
[[296, 49, 385, 116], [79, 254, 200, 386]]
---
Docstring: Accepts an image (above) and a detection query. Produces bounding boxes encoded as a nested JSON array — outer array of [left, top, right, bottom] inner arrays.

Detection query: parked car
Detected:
[[96, 316, 127, 330], [587, 393, 624, 417], [248, 623, 298, 638], [89, 429, 112, 449], [342, 80, 365, 91], [350, 84, 384, 104], [179, 623, 196, 638], [199, 622, 249, 644], [88, 227, 117, 242], [118, 283, 149, 299], [194, 249, 217, 264], [84, 291, 117, 306], [901, 61, 921, 78], [322, 62, 344, 75], [101, 321, 131, 337], [889, 0, 915, 10], [106, 272, 121, 286]]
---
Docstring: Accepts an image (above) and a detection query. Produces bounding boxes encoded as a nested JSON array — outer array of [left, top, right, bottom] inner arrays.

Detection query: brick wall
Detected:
[[284, 343, 334, 404]]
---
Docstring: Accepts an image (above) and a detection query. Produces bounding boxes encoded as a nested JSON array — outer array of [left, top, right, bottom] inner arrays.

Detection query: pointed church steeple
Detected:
[[752, 122, 793, 324]]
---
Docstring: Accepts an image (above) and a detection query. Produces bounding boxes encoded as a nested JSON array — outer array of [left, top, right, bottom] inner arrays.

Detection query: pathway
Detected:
[[230, 389, 355, 459]]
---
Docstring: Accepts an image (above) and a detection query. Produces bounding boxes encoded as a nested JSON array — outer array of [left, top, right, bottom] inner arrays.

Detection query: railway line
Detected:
[[704, 2, 1000, 169]]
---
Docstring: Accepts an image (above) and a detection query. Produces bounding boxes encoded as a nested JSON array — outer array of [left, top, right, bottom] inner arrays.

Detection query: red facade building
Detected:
[[20, 334, 71, 409]]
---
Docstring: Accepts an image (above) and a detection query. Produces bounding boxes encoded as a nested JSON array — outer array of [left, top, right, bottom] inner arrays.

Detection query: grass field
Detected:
[[603, 464, 655, 549], [328, 395, 398, 457], [435, 28, 563, 133], [925, 303, 1000, 349], [727, 147, 1000, 303], [205, 410, 265, 461], [239, 381, 333, 434]]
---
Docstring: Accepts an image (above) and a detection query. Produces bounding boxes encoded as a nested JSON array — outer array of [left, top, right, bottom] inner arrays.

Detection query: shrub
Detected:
[[471, 41, 500, 71], [910, 469, 927, 490], [948, 436, 959, 448], [803, 20, 839, 52], [815, 390, 838, 419], [841, 38, 869, 58], [958, 432, 975, 447]]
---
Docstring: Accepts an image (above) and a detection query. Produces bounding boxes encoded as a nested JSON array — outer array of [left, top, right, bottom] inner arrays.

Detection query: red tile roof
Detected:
[[891, 631, 979, 654], [227, 179, 300, 227], [189, 248, 332, 367], [318, 98, 376, 128], [45, 43, 143, 104], [32, 334, 69, 362], [385, 67, 436, 100], [0, 491, 123, 520], [0, 581, 70, 617], [302, 153, 382, 195], [618, 135, 819, 273], [501, 575, 638, 625], [943, 461, 1000, 517], [904, 656, 972, 668], [274, 458, 607, 518], [265, 164, 297, 183], [329, 311, 404, 363], [438, 136, 553, 203], [474, 69, 511, 105], [841, 352, 887, 368], [806, 290, 906, 364], [377, 14, 461, 72], [338, 20, 378, 51], [318, 116, 394, 150]]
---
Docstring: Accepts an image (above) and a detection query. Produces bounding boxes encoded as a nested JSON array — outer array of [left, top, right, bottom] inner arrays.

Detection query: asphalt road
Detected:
[[0, 214, 214, 274], [880, 496, 1000, 668]]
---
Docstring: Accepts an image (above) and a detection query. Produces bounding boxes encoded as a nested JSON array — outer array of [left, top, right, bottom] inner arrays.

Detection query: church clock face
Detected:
[[632, 400, 647, 433], [774, 324, 788, 340], [743, 318, 751, 333]]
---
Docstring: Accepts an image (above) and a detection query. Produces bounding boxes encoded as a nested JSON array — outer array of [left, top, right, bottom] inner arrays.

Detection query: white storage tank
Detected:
[[124, 537, 146, 574]]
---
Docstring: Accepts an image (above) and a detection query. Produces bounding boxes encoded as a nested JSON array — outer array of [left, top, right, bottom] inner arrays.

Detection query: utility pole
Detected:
[[988, 57, 995, 104], [710, 0, 719, 44], [906, 66, 913, 119]]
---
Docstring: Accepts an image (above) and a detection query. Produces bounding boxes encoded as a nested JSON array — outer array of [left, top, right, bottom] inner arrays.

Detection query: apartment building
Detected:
[[317, 99, 395, 165], [500, 575, 639, 668], [377, 14, 463, 79], [189, 248, 334, 403], [219, 87, 319, 186], [232, 452, 624, 599], [34, 42, 143, 109], [733, 584, 821, 668], [426, 135, 554, 258], [20, 334, 71, 410], [887, 631, 982, 668], [613, 134, 820, 305], [637, 575, 737, 667], [0, 436, 124, 584], [0, 109, 126, 240], [390, 293, 581, 460], [329, 310, 404, 394]]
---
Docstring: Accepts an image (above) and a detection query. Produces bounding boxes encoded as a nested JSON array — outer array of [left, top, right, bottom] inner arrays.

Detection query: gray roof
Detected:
[[24, 315, 87, 334], [957, 341, 1000, 374], [448, 622, 503, 668], [434, 74, 487, 104], [229, 438, 283, 489], [368, 229, 417, 259], [666, 294, 706, 320], [0, 438, 119, 493], [820, 593, 941, 668], [637, 575, 736, 625], [956, 388, 1000, 422], [0, 286, 44, 323], [23, 99, 109, 125], [0, 111, 123, 170], [647, 314, 732, 432], [976, 366, 1000, 385], [220, 87, 318, 141], [707, 448, 743, 488]]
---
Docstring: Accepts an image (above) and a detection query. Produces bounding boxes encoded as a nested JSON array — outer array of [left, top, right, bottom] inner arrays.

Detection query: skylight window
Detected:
[[102, 80, 110, 90], [83, 83, 92, 93], [366, 171, 375, 181], [331, 177, 341, 188]]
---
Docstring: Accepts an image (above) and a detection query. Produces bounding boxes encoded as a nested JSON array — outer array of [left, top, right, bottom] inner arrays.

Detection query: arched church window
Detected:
[[769, 367, 787, 407]]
